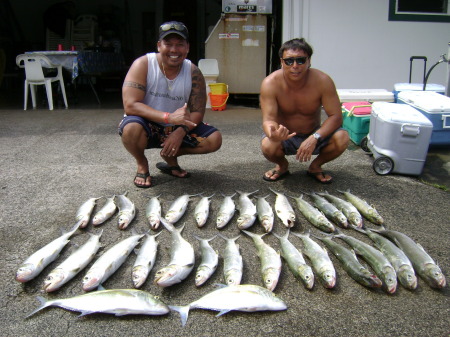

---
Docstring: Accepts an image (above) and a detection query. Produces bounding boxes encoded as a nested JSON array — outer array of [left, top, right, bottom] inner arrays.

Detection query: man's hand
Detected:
[[160, 128, 185, 157], [296, 135, 317, 162], [168, 103, 197, 128], [267, 124, 296, 142]]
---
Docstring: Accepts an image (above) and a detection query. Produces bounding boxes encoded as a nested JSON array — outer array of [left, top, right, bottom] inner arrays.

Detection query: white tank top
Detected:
[[144, 53, 192, 126]]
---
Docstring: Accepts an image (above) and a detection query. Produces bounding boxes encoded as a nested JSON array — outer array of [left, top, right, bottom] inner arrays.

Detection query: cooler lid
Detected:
[[398, 91, 450, 113], [342, 101, 371, 116], [337, 89, 394, 102], [372, 102, 433, 126], [394, 83, 445, 92]]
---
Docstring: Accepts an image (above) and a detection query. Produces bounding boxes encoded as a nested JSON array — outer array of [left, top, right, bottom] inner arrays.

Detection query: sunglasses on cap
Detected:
[[282, 56, 308, 66], [160, 22, 187, 32]]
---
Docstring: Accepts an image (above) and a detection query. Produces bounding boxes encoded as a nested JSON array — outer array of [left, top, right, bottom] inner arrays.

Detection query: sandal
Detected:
[[306, 170, 333, 184], [263, 169, 290, 182], [134, 172, 152, 188], [156, 162, 190, 178]]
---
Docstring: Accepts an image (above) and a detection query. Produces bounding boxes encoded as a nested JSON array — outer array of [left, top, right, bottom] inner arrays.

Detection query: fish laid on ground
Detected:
[[43, 230, 103, 292], [334, 231, 397, 294], [194, 235, 219, 287], [132, 233, 160, 288], [165, 194, 198, 224], [236, 190, 258, 230], [219, 234, 243, 285], [16, 222, 81, 283], [318, 192, 363, 228], [292, 195, 336, 233], [307, 192, 348, 228], [338, 190, 384, 225], [256, 196, 275, 233], [270, 188, 296, 228], [316, 235, 382, 289], [355, 228, 417, 290], [92, 196, 117, 226], [76, 197, 100, 228], [115, 192, 136, 230], [26, 288, 170, 318], [242, 230, 282, 291], [273, 230, 314, 289], [194, 194, 214, 228], [373, 228, 446, 289], [82, 231, 144, 291], [154, 217, 195, 287], [291, 231, 336, 289], [216, 193, 236, 229], [145, 195, 161, 230], [170, 284, 287, 327]]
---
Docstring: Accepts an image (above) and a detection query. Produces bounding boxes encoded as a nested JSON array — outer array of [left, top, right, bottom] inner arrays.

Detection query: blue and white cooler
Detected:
[[367, 102, 433, 176], [397, 91, 450, 146], [393, 83, 445, 102]]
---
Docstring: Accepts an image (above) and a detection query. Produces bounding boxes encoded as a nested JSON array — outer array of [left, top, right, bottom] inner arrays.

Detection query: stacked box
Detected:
[[341, 101, 371, 145], [397, 91, 450, 146], [393, 83, 445, 102]]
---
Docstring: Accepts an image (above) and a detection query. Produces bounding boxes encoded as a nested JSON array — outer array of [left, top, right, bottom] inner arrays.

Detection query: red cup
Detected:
[[57, 44, 63, 51]]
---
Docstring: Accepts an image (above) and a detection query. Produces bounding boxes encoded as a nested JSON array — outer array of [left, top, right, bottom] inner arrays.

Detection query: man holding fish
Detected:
[[260, 38, 349, 184], [119, 21, 222, 188]]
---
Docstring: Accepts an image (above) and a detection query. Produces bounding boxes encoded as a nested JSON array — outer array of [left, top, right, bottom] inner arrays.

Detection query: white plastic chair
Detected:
[[16, 54, 68, 110], [198, 59, 219, 80]]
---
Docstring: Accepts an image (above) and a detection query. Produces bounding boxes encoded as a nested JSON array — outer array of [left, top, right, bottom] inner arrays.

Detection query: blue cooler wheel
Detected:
[[373, 156, 394, 175], [360, 136, 370, 153]]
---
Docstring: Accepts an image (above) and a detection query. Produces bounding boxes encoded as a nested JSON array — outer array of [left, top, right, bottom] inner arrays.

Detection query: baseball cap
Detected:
[[159, 21, 189, 41]]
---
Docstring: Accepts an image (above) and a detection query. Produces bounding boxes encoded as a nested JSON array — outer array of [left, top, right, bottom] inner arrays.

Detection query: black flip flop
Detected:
[[263, 169, 290, 182], [156, 162, 191, 178], [306, 171, 333, 184], [134, 172, 152, 188]]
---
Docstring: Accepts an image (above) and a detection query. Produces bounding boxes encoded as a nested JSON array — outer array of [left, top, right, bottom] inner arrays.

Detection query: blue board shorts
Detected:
[[118, 115, 218, 149]]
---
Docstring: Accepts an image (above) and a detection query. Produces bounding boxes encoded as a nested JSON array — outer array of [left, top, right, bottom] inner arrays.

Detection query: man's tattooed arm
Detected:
[[188, 66, 206, 114], [123, 81, 146, 92]]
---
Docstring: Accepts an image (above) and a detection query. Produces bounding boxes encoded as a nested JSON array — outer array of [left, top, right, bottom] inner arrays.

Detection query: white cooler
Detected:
[[337, 89, 394, 103], [367, 102, 433, 176], [393, 83, 445, 102]]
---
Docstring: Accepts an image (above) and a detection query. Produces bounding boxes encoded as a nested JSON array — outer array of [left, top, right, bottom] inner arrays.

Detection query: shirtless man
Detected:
[[260, 38, 349, 184]]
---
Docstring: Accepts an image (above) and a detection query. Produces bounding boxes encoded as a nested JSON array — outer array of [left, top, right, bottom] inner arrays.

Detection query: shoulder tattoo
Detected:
[[123, 81, 146, 92]]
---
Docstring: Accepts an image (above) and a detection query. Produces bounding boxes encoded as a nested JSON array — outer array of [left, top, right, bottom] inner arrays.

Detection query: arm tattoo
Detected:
[[188, 67, 206, 113], [123, 81, 146, 92]]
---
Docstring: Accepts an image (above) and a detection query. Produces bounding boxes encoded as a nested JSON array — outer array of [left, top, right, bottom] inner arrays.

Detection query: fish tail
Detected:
[[25, 296, 50, 318], [169, 305, 190, 327], [159, 216, 175, 232]]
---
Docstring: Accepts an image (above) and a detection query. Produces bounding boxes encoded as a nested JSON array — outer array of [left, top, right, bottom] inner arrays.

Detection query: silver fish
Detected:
[[194, 194, 214, 228], [216, 193, 236, 229], [82, 231, 143, 291], [194, 235, 218, 287], [76, 197, 100, 228], [219, 234, 243, 286], [26, 288, 170, 318], [165, 194, 198, 224], [291, 231, 336, 289], [154, 217, 195, 287], [334, 231, 397, 294], [318, 192, 363, 228], [236, 190, 258, 230], [43, 230, 103, 292], [307, 192, 348, 228], [292, 194, 336, 233], [256, 196, 275, 233], [269, 188, 296, 228], [16, 222, 80, 283], [115, 192, 136, 230], [338, 190, 384, 225], [92, 196, 117, 226], [273, 230, 314, 289], [373, 228, 446, 289], [132, 233, 160, 288], [170, 284, 287, 327], [145, 195, 162, 230], [242, 230, 282, 291]]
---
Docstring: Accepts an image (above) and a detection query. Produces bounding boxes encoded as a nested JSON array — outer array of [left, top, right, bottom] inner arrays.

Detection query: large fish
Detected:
[[256, 195, 275, 233], [26, 288, 170, 318], [145, 195, 162, 230], [16, 222, 81, 283], [316, 235, 382, 289], [291, 231, 336, 289], [334, 231, 397, 294], [236, 190, 258, 229], [338, 190, 384, 225], [170, 284, 287, 327], [154, 218, 195, 287], [307, 192, 348, 228], [355, 228, 417, 290], [43, 230, 103, 292], [291, 194, 336, 233], [216, 193, 236, 229], [165, 194, 198, 224], [132, 233, 160, 288], [318, 192, 363, 228], [115, 192, 136, 230], [219, 234, 243, 286], [242, 230, 282, 291], [269, 188, 296, 228], [82, 231, 144, 291], [194, 194, 214, 228], [273, 230, 314, 289], [92, 196, 117, 226], [194, 235, 218, 287], [373, 228, 446, 289], [76, 197, 100, 228]]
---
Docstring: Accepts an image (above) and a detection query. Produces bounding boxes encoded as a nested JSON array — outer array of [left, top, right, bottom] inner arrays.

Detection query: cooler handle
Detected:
[[346, 104, 372, 117], [442, 114, 450, 129], [401, 124, 420, 137]]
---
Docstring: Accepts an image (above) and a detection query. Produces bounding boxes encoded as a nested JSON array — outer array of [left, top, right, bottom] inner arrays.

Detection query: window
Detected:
[[389, 0, 450, 22]]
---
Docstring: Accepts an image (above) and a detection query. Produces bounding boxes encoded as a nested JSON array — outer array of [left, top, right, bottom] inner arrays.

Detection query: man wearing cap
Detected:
[[119, 21, 222, 188]]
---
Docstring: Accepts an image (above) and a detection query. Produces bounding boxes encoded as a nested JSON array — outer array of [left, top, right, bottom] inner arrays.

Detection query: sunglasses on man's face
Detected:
[[282, 56, 308, 66], [160, 23, 187, 32]]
